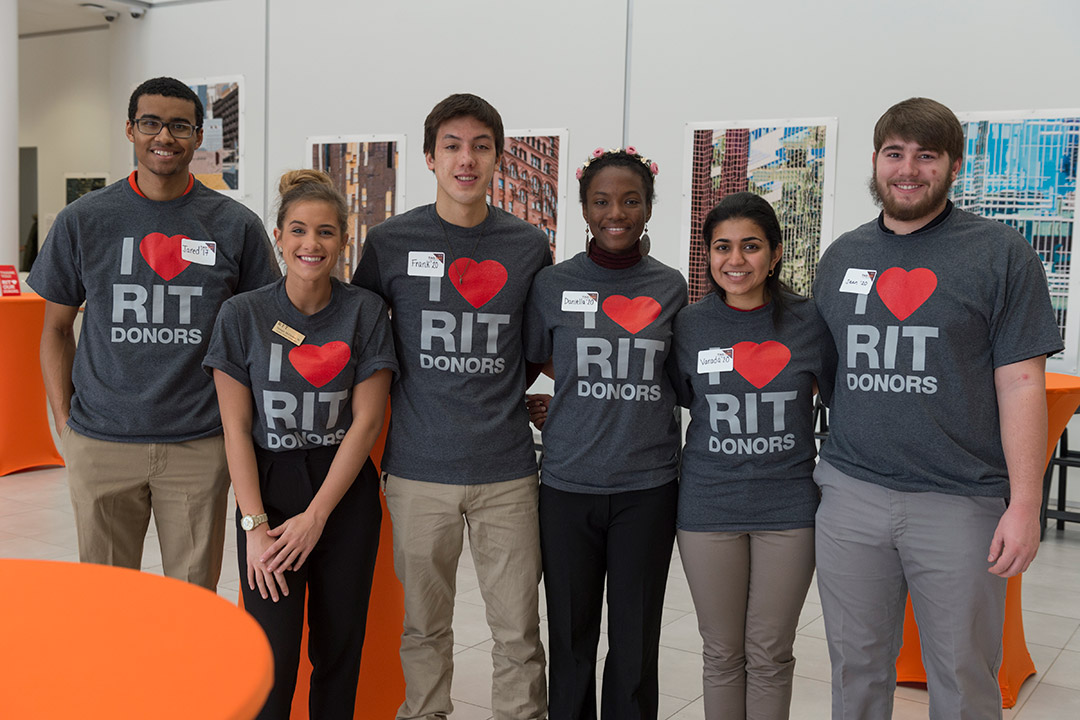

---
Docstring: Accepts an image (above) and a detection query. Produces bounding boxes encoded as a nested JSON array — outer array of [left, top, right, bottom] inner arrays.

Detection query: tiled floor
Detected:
[[3, 466, 1080, 719]]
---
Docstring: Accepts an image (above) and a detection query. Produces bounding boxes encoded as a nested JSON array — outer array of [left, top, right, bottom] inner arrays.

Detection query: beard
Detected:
[[868, 168, 953, 223]]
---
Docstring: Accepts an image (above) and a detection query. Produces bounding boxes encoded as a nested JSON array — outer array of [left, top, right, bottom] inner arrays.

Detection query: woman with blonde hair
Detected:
[[204, 169, 397, 718]]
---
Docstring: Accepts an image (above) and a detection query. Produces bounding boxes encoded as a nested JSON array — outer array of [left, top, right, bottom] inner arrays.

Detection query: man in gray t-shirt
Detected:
[[29, 77, 279, 591], [813, 98, 1062, 719], [352, 94, 548, 720]]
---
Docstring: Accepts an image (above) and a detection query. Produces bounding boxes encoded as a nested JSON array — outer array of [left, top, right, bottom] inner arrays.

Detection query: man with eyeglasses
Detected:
[[29, 77, 279, 590]]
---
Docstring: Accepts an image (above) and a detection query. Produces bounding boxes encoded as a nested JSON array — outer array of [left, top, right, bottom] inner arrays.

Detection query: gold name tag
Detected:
[[272, 321, 305, 346]]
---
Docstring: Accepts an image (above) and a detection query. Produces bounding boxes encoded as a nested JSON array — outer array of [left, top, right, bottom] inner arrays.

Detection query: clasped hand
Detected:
[[246, 511, 326, 602]]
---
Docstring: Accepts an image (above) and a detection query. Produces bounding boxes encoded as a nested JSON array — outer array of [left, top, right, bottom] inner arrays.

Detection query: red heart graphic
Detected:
[[602, 295, 662, 334], [140, 233, 191, 281], [733, 341, 791, 389], [876, 267, 937, 321], [289, 341, 351, 388], [449, 259, 508, 309]]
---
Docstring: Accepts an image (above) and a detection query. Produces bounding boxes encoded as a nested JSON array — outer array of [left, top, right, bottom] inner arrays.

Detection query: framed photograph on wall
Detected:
[[680, 118, 838, 304], [952, 110, 1080, 372], [185, 76, 243, 198], [489, 129, 569, 263], [306, 134, 406, 281], [64, 173, 108, 205]]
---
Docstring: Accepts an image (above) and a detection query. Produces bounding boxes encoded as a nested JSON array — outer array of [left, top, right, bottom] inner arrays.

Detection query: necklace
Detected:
[[437, 206, 489, 285]]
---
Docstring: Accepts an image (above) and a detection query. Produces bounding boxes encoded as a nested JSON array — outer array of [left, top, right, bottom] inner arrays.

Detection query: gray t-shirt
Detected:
[[813, 207, 1063, 497], [524, 252, 687, 494], [672, 292, 828, 531], [351, 204, 552, 484], [27, 176, 280, 442], [203, 278, 398, 451]]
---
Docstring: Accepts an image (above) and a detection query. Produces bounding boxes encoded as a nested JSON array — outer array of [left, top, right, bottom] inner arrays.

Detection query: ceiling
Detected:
[[18, 0, 162, 36]]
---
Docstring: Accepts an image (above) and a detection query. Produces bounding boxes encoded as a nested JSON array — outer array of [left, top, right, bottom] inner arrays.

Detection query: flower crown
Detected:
[[575, 146, 659, 181]]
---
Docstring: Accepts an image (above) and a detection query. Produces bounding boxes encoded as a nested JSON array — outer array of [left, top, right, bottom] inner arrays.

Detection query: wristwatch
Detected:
[[240, 513, 268, 532]]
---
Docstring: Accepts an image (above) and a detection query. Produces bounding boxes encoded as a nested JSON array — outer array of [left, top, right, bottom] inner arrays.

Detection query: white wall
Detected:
[[626, 0, 1080, 275], [264, 0, 626, 247], [18, 27, 111, 239], [25, 0, 1080, 265]]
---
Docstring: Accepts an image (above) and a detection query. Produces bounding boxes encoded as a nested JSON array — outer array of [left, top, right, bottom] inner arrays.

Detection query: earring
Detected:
[[640, 224, 651, 256], [585, 226, 592, 252], [768, 269, 774, 277]]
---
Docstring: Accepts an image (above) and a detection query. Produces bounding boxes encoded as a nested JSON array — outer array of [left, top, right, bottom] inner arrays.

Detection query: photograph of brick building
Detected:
[[685, 120, 836, 303], [310, 137, 400, 281], [188, 78, 241, 194], [488, 132, 561, 260]]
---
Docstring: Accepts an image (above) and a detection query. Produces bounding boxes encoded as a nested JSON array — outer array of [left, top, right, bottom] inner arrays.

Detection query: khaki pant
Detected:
[[384, 473, 546, 720], [62, 426, 230, 590], [678, 528, 815, 720]]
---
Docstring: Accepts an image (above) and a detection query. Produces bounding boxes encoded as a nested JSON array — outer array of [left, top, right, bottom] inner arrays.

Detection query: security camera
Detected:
[[130, 9, 145, 19], [103, 10, 118, 21]]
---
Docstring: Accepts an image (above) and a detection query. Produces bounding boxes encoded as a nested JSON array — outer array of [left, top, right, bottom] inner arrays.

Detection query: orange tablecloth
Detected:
[[895, 372, 1080, 707], [0, 293, 63, 475], [240, 399, 405, 718], [0, 559, 272, 719]]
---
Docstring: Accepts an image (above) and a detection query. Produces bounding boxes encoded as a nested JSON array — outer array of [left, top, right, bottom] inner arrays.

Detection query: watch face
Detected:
[[241, 516, 254, 531]]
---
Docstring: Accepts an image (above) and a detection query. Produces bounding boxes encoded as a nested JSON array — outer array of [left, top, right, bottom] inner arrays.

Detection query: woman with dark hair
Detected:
[[204, 169, 397, 719], [525, 147, 686, 719], [671, 192, 830, 720]]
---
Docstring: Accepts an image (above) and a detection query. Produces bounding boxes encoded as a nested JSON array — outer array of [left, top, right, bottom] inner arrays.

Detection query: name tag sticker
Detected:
[[407, 251, 445, 277], [561, 291, 599, 312], [840, 268, 877, 295], [180, 238, 217, 266], [698, 347, 734, 374], [272, 321, 305, 346]]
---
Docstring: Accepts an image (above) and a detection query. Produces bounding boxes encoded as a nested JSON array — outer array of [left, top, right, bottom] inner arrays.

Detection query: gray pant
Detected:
[[678, 527, 815, 720], [813, 460, 1007, 720]]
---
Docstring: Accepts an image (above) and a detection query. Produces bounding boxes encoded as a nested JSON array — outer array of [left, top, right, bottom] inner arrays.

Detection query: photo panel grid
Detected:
[[308, 135, 404, 281], [683, 120, 837, 304], [488, 130, 568, 262], [188, 77, 242, 197], [951, 112, 1079, 362]]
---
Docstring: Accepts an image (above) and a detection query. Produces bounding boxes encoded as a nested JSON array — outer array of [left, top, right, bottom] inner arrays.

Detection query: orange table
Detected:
[[0, 559, 272, 719], [239, 399, 406, 718], [0, 293, 64, 475], [896, 372, 1080, 707]]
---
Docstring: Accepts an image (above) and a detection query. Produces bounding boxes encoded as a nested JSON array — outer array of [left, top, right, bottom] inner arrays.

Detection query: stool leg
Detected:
[[1058, 429, 1070, 531], [1041, 461, 1053, 541]]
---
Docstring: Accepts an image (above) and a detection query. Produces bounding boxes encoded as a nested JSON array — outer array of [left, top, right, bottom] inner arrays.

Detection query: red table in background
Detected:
[[896, 372, 1080, 707], [0, 293, 64, 475], [0, 559, 272, 719]]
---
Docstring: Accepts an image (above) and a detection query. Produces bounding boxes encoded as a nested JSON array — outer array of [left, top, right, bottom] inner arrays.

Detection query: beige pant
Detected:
[[678, 527, 816, 720], [384, 473, 546, 720], [61, 426, 230, 591]]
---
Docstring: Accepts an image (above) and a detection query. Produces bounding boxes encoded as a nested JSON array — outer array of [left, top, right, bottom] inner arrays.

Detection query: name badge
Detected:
[[272, 321, 305, 346], [562, 291, 599, 312], [407, 251, 445, 277], [839, 268, 877, 295], [181, 238, 217, 266], [698, 347, 734, 374]]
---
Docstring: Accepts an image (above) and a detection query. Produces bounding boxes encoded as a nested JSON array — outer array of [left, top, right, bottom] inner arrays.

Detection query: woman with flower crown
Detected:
[[524, 147, 686, 719]]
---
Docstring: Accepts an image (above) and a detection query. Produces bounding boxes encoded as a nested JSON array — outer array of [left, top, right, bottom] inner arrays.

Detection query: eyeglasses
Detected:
[[133, 117, 199, 139]]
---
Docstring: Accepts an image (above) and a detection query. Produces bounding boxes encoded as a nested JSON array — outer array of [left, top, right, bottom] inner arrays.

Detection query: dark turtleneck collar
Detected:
[[588, 239, 643, 269]]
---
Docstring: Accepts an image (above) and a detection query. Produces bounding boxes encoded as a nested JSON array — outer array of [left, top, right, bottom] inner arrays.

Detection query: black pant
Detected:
[[540, 480, 678, 720], [238, 445, 381, 720]]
